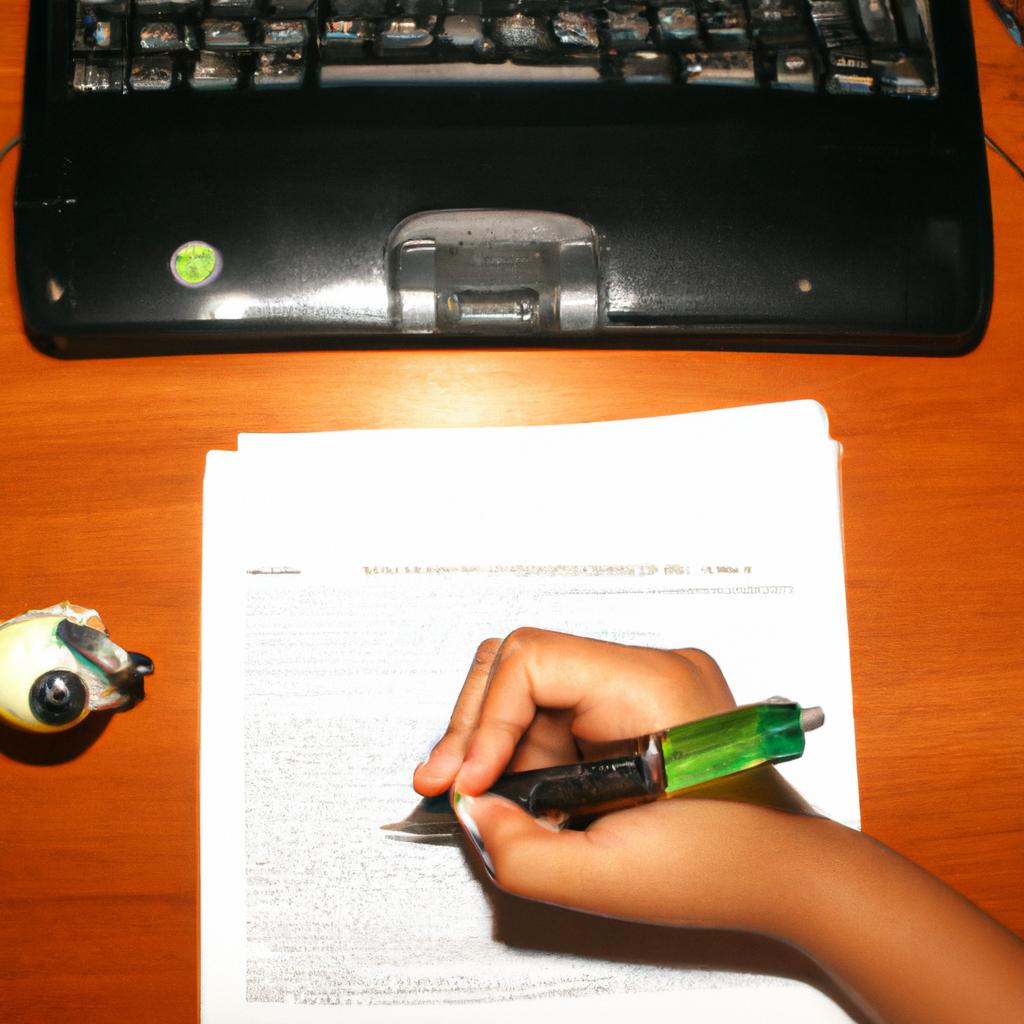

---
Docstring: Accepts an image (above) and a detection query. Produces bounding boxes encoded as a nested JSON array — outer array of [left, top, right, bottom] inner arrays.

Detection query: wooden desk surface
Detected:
[[0, 4, 1021, 1022]]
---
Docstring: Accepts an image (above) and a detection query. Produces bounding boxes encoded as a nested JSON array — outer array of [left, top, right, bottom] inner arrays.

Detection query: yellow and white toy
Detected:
[[0, 602, 153, 733]]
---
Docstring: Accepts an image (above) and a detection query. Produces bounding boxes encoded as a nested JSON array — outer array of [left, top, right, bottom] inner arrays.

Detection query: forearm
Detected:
[[428, 630, 1023, 1022], [774, 818, 1024, 1024]]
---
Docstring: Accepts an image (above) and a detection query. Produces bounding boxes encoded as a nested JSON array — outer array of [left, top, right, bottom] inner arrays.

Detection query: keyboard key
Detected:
[[827, 47, 870, 73], [438, 16, 495, 55], [853, 0, 899, 48], [138, 22, 184, 51], [655, 5, 700, 47], [748, 0, 806, 40], [491, 15, 558, 56], [807, 0, 861, 46], [202, 20, 250, 48], [74, 12, 122, 52], [874, 54, 934, 96], [827, 73, 875, 94], [261, 20, 310, 47], [321, 61, 601, 84], [253, 49, 306, 87], [322, 17, 375, 51], [696, 0, 749, 46], [890, 0, 930, 50], [376, 17, 437, 52], [130, 55, 175, 90], [682, 49, 756, 85], [826, 68, 875, 93], [189, 49, 242, 88], [72, 58, 125, 92], [606, 7, 652, 51], [772, 47, 818, 89], [551, 12, 601, 50]]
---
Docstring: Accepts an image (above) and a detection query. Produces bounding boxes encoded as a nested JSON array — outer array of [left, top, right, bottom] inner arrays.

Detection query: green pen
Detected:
[[382, 699, 824, 841]]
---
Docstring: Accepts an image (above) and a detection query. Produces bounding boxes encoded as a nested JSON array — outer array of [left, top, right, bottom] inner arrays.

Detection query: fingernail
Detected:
[[452, 792, 495, 879], [533, 812, 566, 833]]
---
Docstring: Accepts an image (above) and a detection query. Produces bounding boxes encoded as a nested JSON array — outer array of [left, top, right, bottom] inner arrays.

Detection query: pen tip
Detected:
[[800, 706, 825, 732]]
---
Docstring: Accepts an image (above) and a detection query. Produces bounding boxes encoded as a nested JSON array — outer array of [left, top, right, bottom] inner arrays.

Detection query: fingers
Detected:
[[457, 790, 825, 936], [454, 793, 627, 910], [507, 708, 579, 772], [667, 647, 737, 718], [454, 628, 723, 794], [414, 637, 501, 796]]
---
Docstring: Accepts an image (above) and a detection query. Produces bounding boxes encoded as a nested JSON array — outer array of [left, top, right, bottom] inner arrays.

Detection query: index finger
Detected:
[[453, 627, 731, 795], [414, 637, 502, 796]]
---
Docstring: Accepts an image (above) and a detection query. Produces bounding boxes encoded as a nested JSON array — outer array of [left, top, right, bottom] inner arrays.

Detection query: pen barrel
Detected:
[[659, 701, 809, 796], [487, 748, 660, 822], [482, 701, 817, 823]]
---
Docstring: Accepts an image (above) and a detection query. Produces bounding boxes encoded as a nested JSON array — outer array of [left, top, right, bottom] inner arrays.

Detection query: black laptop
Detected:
[[14, 1, 992, 355]]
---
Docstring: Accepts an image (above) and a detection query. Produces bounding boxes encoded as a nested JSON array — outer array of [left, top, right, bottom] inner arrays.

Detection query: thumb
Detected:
[[453, 793, 617, 908]]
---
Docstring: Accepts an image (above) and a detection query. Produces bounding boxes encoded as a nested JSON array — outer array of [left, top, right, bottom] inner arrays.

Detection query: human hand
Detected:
[[414, 628, 818, 937], [415, 629, 1024, 1024]]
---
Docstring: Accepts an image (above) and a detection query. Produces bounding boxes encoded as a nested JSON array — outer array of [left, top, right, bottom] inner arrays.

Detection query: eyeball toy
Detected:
[[0, 602, 153, 733]]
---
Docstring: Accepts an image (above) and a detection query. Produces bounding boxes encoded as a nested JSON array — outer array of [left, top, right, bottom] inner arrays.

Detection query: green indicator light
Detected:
[[170, 241, 222, 288]]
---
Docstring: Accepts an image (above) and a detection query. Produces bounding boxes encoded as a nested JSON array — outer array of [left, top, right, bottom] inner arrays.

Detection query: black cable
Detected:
[[0, 134, 21, 164], [985, 133, 1024, 182]]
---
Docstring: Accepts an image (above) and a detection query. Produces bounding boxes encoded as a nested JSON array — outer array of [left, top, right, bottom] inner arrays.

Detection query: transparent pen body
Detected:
[[486, 701, 815, 823]]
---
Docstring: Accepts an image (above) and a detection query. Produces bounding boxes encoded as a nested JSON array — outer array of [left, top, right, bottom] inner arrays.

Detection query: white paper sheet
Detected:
[[201, 401, 859, 1023]]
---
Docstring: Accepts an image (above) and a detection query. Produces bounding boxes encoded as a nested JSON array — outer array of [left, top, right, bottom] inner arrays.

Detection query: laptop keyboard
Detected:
[[70, 0, 938, 96]]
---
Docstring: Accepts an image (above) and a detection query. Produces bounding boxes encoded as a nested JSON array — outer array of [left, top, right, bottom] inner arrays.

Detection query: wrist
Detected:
[[718, 810, 853, 944], [758, 814, 867, 950], [652, 799, 848, 939]]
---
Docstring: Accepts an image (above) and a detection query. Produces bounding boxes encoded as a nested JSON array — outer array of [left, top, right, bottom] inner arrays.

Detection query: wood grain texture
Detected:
[[0, 3, 1021, 1023], [978, 0, 1024, 169]]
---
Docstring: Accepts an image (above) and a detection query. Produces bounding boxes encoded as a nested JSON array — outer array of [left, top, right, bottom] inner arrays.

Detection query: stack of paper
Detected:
[[201, 400, 859, 1023]]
